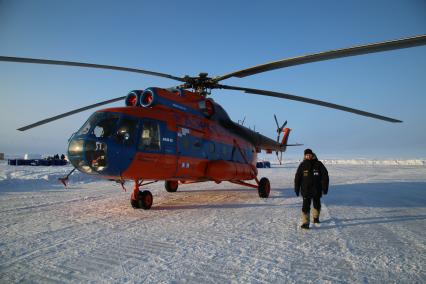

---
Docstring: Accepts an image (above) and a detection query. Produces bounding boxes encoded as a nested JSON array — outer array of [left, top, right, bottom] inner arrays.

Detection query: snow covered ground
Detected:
[[0, 161, 425, 283]]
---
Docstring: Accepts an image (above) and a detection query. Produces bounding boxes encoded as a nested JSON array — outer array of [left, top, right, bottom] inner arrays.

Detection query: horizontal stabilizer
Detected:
[[285, 143, 303, 147]]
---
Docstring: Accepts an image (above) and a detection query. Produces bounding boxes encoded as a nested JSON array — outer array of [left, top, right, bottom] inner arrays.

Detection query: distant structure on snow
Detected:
[[8, 153, 68, 166]]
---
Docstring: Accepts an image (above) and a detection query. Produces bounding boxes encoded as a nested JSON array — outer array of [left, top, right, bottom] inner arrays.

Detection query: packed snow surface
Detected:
[[0, 161, 425, 283]]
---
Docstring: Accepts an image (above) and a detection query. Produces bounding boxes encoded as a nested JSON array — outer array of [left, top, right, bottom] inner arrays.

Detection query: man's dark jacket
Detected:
[[294, 159, 329, 198]]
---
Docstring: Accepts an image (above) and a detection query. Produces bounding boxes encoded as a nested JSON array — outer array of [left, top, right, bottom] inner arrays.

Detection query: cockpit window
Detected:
[[138, 120, 161, 151], [116, 118, 138, 146], [77, 112, 120, 138], [85, 140, 108, 172], [77, 114, 97, 135], [92, 113, 120, 138]]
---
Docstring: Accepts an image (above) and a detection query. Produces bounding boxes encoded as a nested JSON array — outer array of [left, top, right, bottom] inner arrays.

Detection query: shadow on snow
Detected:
[[317, 214, 426, 230], [323, 182, 426, 208]]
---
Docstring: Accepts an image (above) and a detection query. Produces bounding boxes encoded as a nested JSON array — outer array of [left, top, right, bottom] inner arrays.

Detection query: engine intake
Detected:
[[140, 88, 157, 107], [125, 90, 142, 107]]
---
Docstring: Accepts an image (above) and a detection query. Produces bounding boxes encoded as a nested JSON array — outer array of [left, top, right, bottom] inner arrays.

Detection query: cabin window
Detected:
[[116, 118, 138, 146], [139, 120, 161, 151], [222, 145, 228, 157], [208, 142, 215, 153], [193, 138, 201, 149], [182, 136, 190, 150]]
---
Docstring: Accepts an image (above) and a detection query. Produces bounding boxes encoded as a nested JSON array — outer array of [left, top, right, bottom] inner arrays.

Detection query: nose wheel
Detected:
[[130, 190, 153, 209], [130, 181, 153, 209]]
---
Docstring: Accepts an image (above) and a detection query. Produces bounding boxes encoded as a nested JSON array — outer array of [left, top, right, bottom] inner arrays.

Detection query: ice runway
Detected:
[[0, 162, 425, 283]]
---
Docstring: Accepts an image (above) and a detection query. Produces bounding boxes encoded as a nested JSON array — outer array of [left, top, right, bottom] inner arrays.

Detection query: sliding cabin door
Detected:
[[175, 126, 206, 179], [136, 119, 177, 179]]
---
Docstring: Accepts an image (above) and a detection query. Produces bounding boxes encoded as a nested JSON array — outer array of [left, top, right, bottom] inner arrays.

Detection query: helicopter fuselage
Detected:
[[67, 87, 283, 183]]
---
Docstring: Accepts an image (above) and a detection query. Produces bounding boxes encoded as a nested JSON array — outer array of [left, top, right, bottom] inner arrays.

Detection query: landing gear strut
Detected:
[[130, 180, 153, 210], [229, 176, 271, 198], [58, 167, 76, 187], [232, 139, 271, 198]]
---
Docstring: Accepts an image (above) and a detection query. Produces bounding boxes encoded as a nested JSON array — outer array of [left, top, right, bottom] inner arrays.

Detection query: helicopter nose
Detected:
[[67, 138, 109, 175], [84, 140, 108, 172], [67, 136, 134, 178], [67, 139, 90, 173]]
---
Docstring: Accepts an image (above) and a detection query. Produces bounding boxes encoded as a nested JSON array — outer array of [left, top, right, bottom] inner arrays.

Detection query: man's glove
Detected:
[[295, 190, 299, 197], [323, 189, 328, 195]]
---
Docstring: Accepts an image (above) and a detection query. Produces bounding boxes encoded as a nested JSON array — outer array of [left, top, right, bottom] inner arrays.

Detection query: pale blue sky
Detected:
[[0, 0, 425, 158]]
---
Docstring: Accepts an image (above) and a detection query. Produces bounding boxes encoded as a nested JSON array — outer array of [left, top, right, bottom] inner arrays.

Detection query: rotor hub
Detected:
[[181, 73, 219, 96]]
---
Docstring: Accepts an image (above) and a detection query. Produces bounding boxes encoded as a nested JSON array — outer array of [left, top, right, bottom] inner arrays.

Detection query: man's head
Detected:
[[304, 148, 313, 160]]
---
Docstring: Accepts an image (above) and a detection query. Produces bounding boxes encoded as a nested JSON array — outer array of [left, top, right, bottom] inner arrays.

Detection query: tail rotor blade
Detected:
[[274, 114, 280, 129]]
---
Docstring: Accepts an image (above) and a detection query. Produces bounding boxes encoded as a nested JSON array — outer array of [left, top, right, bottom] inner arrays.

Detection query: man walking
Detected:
[[294, 149, 329, 229]]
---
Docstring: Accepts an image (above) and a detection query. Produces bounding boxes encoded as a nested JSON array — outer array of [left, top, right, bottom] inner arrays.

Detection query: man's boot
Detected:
[[300, 223, 310, 229], [300, 212, 310, 229], [313, 208, 320, 224]]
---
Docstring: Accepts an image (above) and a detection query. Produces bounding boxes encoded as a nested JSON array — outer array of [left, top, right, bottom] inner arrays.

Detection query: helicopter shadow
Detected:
[[178, 187, 254, 194], [179, 185, 296, 199], [153, 202, 280, 211], [269, 187, 296, 199], [154, 185, 296, 211]]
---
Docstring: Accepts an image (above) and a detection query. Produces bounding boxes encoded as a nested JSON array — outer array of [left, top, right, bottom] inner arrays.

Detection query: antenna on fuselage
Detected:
[[238, 116, 246, 126]]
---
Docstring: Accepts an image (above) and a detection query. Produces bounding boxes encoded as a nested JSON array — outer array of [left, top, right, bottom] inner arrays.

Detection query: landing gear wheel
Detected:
[[165, 180, 178, 192], [258, 177, 270, 198], [130, 190, 153, 210]]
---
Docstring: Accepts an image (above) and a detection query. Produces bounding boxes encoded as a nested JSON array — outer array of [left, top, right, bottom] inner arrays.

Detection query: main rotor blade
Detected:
[[0, 56, 185, 82], [17, 96, 126, 131], [219, 84, 402, 123], [215, 34, 426, 81]]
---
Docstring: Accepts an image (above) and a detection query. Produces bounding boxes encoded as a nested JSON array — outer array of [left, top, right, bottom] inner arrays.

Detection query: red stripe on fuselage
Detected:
[[122, 153, 256, 182]]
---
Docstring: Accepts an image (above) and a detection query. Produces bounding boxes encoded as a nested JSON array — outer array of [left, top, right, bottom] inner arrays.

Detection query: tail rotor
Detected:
[[274, 114, 287, 165]]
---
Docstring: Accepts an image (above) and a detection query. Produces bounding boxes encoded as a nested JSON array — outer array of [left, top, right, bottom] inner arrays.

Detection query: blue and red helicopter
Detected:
[[1, 34, 425, 209]]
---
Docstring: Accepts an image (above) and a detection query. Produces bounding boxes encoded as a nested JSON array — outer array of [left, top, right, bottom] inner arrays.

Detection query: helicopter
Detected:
[[1, 34, 425, 209]]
